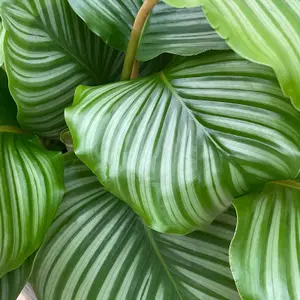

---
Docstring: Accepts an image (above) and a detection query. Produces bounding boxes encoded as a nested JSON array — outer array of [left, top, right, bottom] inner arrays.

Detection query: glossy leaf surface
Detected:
[[31, 154, 239, 300], [0, 133, 64, 277], [163, 0, 202, 8], [1, 0, 124, 138], [68, 0, 227, 61], [231, 181, 300, 300], [199, 0, 300, 110], [0, 69, 64, 277], [66, 51, 300, 233], [0, 255, 35, 300], [0, 21, 5, 67]]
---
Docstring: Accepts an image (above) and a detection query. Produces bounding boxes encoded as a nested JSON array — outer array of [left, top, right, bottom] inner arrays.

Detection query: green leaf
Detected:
[[0, 68, 19, 129], [163, 0, 202, 8], [231, 181, 300, 300], [1, 0, 124, 138], [0, 133, 64, 277], [31, 153, 239, 300], [0, 254, 35, 300], [199, 0, 300, 110], [67, 0, 227, 61], [66, 51, 300, 234], [0, 21, 5, 67]]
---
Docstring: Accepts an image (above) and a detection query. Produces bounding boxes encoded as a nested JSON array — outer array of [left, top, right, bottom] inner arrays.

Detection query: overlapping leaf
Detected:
[[31, 153, 239, 300], [0, 20, 5, 67], [231, 181, 300, 300], [0, 0, 124, 138], [68, 0, 227, 61], [0, 254, 35, 300], [66, 51, 300, 233], [0, 68, 64, 277], [163, 0, 202, 8], [199, 0, 300, 110]]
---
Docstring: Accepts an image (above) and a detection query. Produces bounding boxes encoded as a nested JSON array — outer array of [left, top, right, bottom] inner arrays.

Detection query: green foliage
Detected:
[[0, 0, 299, 299]]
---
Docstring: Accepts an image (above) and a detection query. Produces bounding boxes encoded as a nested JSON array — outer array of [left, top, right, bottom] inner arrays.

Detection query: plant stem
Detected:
[[131, 60, 140, 79], [121, 0, 158, 81]]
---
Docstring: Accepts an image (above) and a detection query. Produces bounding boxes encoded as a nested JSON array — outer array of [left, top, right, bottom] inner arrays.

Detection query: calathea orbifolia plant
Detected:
[[0, 0, 299, 299]]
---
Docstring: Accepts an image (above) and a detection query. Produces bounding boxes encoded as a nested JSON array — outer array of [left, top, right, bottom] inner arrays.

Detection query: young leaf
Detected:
[[1, 0, 124, 138], [30, 153, 239, 300], [66, 51, 300, 234], [199, 0, 300, 110], [67, 0, 227, 61], [231, 181, 300, 300], [0, 254, 35, 300], [0, 69, 64, 277]]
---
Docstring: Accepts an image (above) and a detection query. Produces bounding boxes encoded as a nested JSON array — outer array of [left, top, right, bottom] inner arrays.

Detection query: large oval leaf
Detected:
[[0, 133, 64, 277], [0, 68, 64, 276], [68, 0, 227, 61], [0, 0, 124, 138], [0, 254, 35, 300], [66, 51, 300, 234], [231, 181, 300, 300], [199, 0, 300, 110], [31, 153, 239, 300]]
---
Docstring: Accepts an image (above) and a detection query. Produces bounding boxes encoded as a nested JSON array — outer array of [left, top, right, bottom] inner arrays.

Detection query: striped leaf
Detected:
[[0, 255, 35, 300], [30, 153, 239, 300], [0, 21, 5, 67], [0, 133, 64, 277], [66, 51, 300, 234], [199, 0, 300, 110], [231, 181, 300, 300], [0, 67, 64, 277], [163, 0, 202, 8], [0, 0, 124, 138], [67, 0, 227, 61]]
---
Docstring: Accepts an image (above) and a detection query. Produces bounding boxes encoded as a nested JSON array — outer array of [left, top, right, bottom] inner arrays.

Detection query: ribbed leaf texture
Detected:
[[163, 0, 202, 8], [0, 255, 35, 300], [0, 66, 64, 277], [30, 153, 239, 300], [0, 133, 64, 277], [199, 0, 300, 110], [1, 0, 124, 138], [231, 181, 300, 300], [68, 0, 227, 61], [66, 51, 300, 233]]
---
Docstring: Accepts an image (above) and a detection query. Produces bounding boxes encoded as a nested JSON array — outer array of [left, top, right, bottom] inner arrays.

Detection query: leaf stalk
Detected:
[[121, 0, 158, 81]]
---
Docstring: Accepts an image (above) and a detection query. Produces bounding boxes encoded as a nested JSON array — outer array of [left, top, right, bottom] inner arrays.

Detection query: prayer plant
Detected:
[[0, 0, 299, 299]]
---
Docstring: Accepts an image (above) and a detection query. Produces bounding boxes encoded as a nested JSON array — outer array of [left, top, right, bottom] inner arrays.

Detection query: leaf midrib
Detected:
[[158, 70, 231, 158], [10, 1, 102, 84], [143, 223, 183, 300]]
